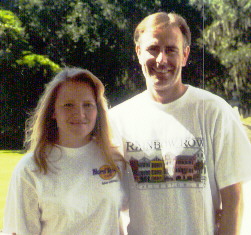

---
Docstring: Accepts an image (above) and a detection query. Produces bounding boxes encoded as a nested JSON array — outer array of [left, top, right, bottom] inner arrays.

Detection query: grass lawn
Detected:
[[0, 150, 24, 230], [241, 116, 251, 140], [0, 117, 250, 231]]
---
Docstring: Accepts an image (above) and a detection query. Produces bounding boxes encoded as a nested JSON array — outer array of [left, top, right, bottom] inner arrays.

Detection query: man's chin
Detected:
[[146, 76, 172, 91], [153, 82, 171, 91]]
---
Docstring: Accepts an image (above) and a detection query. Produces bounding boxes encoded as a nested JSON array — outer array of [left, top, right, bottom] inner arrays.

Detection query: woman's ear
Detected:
[[52, 111, 56, 119]]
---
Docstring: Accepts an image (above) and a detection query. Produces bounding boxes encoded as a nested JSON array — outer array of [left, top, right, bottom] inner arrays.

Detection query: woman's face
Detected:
[[53, 81, 98, 148]]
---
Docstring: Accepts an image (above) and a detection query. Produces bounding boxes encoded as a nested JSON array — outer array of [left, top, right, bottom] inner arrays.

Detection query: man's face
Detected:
[[136, 26, 190, 101]]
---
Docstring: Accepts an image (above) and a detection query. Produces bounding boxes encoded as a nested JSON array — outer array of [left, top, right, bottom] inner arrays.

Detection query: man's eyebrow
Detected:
[[166, 45, 178, 49], [146, 44, 159, 48]]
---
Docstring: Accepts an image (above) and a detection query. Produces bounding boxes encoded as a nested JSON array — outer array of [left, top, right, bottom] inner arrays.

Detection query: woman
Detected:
[[3, 68, 127, 235]]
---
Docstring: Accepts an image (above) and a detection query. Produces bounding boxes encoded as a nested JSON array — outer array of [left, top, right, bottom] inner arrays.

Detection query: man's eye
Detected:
[[147, 46, 158, 52], [165, 48, 177, 54]]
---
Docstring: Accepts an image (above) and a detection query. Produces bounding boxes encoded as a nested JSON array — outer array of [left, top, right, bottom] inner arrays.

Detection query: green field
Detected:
[[0, 150, 24, 230], [0, 117, 250, 231], [241, 116, 251, 140]]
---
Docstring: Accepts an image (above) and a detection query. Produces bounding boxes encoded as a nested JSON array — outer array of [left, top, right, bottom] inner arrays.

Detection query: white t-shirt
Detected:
[[3, 141, 126, 235], [109, 86, 251, 235]]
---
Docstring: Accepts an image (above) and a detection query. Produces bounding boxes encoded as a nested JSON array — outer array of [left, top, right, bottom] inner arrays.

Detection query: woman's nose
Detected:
[[73, 106, 86, 117]]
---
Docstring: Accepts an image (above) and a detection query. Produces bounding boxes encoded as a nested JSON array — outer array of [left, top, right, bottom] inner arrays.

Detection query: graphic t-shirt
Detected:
[[4, 141, 126, 235], [110, 86, 251, 235]]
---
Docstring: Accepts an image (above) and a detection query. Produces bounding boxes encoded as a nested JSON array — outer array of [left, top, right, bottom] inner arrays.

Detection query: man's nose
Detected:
[[156, 50, 168, 64]]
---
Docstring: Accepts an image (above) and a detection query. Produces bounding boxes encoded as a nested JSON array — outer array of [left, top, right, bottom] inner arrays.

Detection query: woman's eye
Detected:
[[84, 103, 95, 108], [64, 103, 73, 107]]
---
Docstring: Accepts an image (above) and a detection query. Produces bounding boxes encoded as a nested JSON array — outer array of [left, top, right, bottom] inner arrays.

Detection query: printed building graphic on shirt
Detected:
[[129, 149, 206, 184]]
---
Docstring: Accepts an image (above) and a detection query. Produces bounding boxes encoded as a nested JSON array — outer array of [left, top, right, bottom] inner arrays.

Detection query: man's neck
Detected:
[[149, 84, 188, 104]]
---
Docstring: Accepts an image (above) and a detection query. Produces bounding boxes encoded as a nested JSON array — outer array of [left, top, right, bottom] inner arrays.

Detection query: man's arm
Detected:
[[218, 182, 243, 235]]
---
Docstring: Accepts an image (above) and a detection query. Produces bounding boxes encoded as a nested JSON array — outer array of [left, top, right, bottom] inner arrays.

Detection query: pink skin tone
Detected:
[[136, 26, 190, 104], [53, 81, 98, 148]]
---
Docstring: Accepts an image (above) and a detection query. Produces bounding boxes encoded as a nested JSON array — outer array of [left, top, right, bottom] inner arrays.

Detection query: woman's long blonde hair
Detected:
[[25, 67, 122, 174]]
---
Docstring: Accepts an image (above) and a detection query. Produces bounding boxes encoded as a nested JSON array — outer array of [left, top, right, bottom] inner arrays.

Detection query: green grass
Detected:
[[0, 150, 24, 230]]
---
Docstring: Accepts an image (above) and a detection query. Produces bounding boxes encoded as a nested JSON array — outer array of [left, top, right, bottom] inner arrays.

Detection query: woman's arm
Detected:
[[3, 159, 41, 234]]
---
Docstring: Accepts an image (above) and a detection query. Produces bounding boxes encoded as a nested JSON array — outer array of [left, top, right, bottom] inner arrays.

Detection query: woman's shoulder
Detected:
[[110, 148, 127, 170], [12, 151, 37, 176]]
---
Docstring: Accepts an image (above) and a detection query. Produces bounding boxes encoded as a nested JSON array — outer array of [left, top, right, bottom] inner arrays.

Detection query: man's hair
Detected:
[[134, 12, 191, 47], [24, 67, 122, 174]]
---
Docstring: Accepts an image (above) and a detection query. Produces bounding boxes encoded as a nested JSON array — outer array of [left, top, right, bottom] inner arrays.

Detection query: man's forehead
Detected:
[[139, 26, 183, 43], [143, 24, 180, 34]]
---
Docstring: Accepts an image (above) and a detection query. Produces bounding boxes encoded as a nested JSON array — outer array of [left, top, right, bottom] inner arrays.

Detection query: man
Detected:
[[110, 12, 251, 235]]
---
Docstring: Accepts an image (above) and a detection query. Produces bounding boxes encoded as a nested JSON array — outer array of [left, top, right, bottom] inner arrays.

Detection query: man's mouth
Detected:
[[152, 67, 173, 75], [153, 68, 169, 73]]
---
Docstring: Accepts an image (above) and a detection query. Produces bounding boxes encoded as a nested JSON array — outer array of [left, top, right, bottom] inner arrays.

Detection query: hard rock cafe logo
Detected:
[[92, 165, 117, 180]]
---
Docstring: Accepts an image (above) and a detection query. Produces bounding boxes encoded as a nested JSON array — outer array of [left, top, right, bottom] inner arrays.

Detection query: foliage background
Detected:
[[1, 0, 250, 149]]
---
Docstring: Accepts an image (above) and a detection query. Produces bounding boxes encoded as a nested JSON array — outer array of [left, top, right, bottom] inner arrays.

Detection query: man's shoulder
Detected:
[[188, 86, 229, 106], [188, 86, 237, 118]]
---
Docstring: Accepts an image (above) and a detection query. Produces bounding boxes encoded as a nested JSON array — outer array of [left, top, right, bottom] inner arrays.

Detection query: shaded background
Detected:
[[1, 0, 250, 149]]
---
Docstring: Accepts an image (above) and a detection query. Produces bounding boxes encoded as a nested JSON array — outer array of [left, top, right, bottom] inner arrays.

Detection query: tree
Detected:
[[0, 9, 60, 149], [14, 0, 213, 101], [2, 0, 234, 149], [191, 0, 251, 103]]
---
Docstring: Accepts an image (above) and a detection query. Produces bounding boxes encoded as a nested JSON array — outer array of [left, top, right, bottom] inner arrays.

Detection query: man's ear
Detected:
[[135, 45, 141, 64], [182, 46, 190, 67]]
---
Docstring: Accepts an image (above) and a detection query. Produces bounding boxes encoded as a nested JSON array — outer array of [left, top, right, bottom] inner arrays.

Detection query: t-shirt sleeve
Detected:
[[213, 105, 251, 189], [3, 160, 41, 234]]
